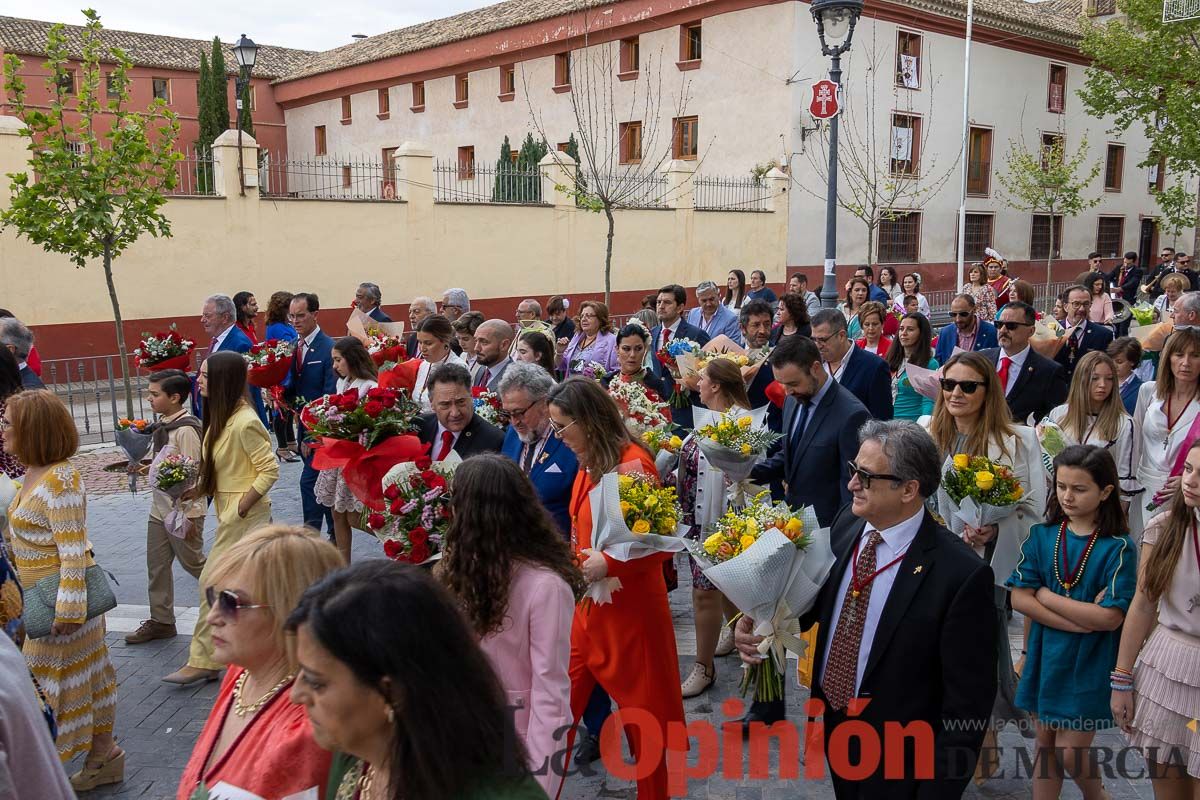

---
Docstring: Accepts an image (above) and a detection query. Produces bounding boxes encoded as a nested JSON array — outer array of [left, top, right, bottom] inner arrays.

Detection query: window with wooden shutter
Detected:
[[411, 82, 425, 111], [454, 74, 469, 107], [555, 53, 571, 88], [457, 146, 475, 180], [1048, 64, 1067, 113], [681, 22, 702, 62], [896, 31, 921, 89], [377, 88, 390, 116], [341, 95, 352, 122], [672, 116, 698, 159], [619, 121, 643, 164], [1104, 144, 1124, 191], [314, 126, 327, 156], [620, 37, 640, 75], [890, 114, 921, 176], [967, 127, 992, 196]]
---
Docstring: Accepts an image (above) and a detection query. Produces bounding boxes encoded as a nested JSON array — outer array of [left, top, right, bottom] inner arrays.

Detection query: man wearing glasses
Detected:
[[982, 301, 1067, 423], [416, 363, 504, 461], [1054, 285, 1115, 379], [933, 294, 998, 366]]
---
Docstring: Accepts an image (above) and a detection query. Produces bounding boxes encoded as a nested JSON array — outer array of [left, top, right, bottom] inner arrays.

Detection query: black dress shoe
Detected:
[[574, 732, 602, 766], [741, 699, 786, 737]]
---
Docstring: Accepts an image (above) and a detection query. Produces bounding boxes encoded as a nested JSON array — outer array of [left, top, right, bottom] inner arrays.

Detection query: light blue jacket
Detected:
[[686, 305, 744, 345]]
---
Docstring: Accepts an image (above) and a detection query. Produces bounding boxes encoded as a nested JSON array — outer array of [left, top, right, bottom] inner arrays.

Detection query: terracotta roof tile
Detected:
[[0, 15, 314, 79]]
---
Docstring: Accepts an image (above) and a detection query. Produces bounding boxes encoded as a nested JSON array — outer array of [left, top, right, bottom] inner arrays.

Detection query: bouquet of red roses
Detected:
[[134, 324, 194, 371], [244, 339, 296, 388], [366, 456, 456, 565], [367, 332, 407, 366]]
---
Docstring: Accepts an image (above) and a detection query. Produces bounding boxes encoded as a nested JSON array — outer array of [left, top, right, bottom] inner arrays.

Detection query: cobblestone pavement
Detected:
[[65, 459, 1155, 799]]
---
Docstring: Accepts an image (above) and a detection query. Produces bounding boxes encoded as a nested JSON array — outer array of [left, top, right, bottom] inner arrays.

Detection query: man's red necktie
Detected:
[[436, 430, 455, 461]]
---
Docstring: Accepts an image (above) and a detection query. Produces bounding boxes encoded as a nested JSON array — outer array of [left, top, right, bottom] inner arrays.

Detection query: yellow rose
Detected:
[[745, 518, 758, 534], [669, 435, 683, 450], [632, 519, 652, 534], [619, 501, 633, 515], [1013, 485, 1024, 499], [703, 532, 724, 555], [975, 471, 995, 491], [720, 421, 732, 431], [710, 435, 720, 442], [739, 534, 757, 551], [784, 518, 803, 537], [643, 495, 659, 508], [740, 443, 752, 455], [738, 416, 753, 429], [618, 475, 635, 490], [953, 454, 969, 470]]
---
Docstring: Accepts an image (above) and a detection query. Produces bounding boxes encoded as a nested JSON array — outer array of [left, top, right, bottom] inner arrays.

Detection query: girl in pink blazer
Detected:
[[439, 454, 585, 794]]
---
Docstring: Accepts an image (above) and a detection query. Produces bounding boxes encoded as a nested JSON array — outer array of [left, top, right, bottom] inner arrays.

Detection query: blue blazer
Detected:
[[288, 330, 339, 405], [839, 345, 894, 421], [501, 427, 579, 536], [750, 381, 870, 527], [368, 305, 393, 323], [1119, 375, 1144, 415], [649, 320, 711, 431], [868, 284, 890, 304], [193, 325, 267, 424], [1054, 321, 1115, 378], [934, 320, 999, 365], [686, 305, 744, 346]]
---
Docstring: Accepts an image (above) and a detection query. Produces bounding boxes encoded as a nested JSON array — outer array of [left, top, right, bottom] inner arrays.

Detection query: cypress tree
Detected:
[[515, 133, 548, 202], [209, 38, 230, 134], [492, 135, 513, 202], [195, 50, 214, 191]]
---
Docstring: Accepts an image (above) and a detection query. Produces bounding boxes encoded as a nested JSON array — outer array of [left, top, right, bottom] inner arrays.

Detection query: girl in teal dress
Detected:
[[884, 311, 938, 421], [1008, 444, 1137, 799]]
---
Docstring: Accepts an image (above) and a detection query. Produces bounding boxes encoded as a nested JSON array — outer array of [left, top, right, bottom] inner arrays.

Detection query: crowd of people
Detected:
[[0, 255, 1198, 800]]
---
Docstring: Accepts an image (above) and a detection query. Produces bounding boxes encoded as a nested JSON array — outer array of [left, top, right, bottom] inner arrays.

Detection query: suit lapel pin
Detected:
[[913, 565, 923, 574], [538, 452, 549, 464]]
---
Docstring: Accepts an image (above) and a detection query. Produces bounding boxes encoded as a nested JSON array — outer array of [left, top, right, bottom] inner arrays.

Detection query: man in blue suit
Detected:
[[686, 280, 743, 345], [650, 284, 711, 431], [286, 292, 338, 533], [194, 294, 266, 425], [1056, 284, 1115, 380], [855, 266, 890, 304], [934, 293, 999, 365], [810, 309, 893, 420]]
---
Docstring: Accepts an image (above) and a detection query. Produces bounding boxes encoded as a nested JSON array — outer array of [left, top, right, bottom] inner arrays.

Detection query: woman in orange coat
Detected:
[[546, 377, 686, 800]]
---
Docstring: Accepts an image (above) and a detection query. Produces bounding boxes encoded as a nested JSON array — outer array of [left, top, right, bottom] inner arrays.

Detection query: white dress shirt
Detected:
[[821, 508, 924, 697], [996, 345, 1030, 396]]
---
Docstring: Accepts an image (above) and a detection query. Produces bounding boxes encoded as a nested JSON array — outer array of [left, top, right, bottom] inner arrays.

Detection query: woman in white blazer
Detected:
[[674, 358, 769, 699], [923, 351, 1044, 782]]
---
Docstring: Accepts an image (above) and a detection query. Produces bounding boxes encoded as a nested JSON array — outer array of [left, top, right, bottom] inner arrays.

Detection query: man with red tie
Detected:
[[417, 363, 505, 461], [982, 301, 1067, 425]]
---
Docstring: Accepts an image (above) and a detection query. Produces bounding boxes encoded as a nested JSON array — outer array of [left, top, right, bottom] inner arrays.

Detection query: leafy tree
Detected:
[[1, 11, 181, 417], [1155, 183, 1197, 249], [996, 131, 1101, 285]]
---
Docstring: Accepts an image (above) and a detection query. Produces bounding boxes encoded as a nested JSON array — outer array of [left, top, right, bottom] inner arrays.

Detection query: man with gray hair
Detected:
[[737, 420, 996, 794], [196, 293, 265, 423], [406, 296, 437, 358], [498, 362, 577, 535], [441, 288, 471, 322], [0, 317, 43, 389], [472, 319, 513, 391], [686, 280, 743, 344], [1171, 290, 1200, 328], [355, 282, 391, 323]]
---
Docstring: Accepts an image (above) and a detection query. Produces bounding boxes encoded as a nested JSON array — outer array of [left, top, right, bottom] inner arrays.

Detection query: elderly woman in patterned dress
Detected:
[[2, 390, 121, 792]]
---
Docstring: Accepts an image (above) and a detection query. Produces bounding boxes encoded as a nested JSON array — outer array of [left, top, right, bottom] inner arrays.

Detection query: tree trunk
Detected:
[[103, 241, 134, 419], [603, 204, 615, 309], [1046, 216, 1055, 289], [865, 222, 875, 269]]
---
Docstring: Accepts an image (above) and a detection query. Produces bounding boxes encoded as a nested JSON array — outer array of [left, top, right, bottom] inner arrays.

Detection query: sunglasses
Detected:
[[940, 378, 985, 394], [206, 587, 269, 619], [847, 460, 903, 489], [996, 321, 1033, 331], [548, 417, 577, 437]]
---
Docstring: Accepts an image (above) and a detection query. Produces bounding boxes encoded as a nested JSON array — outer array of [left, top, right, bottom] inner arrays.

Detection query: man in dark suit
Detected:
[[649, 284, 711, 430], [1107, 251, 1142, 303], [194, 294, 266, 424], [809, 309, 893, 421], [737, 420, 997, 797], [1056, 285, 1115, 380], [934, 294, 999, 365], [749, 335, 871, 527], [471, 319, 513, 392], [982, 301, 1068, 425], [0, 317, 44, 389], [287, 292, 338, 533], [417, 362, 505, 460], [355, 282, 392, 323]]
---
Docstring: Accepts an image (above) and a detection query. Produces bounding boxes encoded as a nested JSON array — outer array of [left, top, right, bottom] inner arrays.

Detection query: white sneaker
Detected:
[[714, 625, 736, 657], [680, 662, 716, 698]]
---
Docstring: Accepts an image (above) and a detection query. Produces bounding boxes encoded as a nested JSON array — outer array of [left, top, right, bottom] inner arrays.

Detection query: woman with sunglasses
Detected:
[[163, 351, 279, 687], [546, 377, 684, 800], [925, 351, 1044, 781], [177, 525, 343, 800], [1045, 351, 1138, 512]]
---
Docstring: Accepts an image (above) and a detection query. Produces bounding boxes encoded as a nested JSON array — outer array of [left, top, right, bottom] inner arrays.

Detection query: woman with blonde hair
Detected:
[[675, 358, 765, 698], [177, 525, 344, 800], [1044, 351, 1138, 510], [2, 390, 121, 791], [926, 351, 1044, 781], [1154, 273, 1188, 323]]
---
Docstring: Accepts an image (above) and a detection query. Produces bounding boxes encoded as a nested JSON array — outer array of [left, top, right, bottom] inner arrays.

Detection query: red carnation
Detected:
[[366, 387, 386, 400], [422, 472, 447, 491], [409, 542, 430, 564], [471, 386, 486, 398], [382, 539, 403, 560], [408, 527, 429, 546], [384, 483, 401, 501], [363, 400, 385, 418], [367, 513, 386, 530], [414, 455, 432, 470], [390, 498, 404, 514]]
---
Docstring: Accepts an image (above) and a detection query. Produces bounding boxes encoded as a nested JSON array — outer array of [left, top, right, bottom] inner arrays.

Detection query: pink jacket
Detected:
[[478, 561, 574, 795]]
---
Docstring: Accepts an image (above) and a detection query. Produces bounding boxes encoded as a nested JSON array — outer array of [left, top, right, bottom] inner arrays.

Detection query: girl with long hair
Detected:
[[546, 377, 684, 800], [288, 561, 547, 800], [1008, 446, 1136, 800], [233, 291, 260, 344], [927, 351, 1044, 781], [413, 315, 467, 413], [1110, 439, 1200, 795], [878, 265, 903, 300], [314, 337, 379, 563], [723, 269, 747, 311], [163, 351, 278, 687], [438, 454, 584, 794], [901, 272, 931, 316], [962, 263, 998, 322], [1086, 271, 1115, 325], [854, 301, 892, 357], [769, 291, 811, 345], [514, 329, 558, 378], [841, 276, 871, 339], [1045, 351, 1137, 511], [885, 312, 937, 421]]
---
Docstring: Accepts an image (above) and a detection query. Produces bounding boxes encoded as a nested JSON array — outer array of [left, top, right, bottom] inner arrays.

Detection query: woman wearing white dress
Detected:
[[411, 314, 467, 414], [1131, 326, 1200, 539], [314, 336, 378, 563], [1045, 350, 1139, 511]]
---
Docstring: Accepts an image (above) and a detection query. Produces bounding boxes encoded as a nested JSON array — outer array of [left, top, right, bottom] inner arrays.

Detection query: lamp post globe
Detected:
[[232, 34, 259, 70], [810, 0, 863, 308]]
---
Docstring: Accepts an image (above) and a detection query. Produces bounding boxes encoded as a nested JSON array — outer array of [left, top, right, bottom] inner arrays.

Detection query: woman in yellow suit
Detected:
[[162, 351, 278, 685]]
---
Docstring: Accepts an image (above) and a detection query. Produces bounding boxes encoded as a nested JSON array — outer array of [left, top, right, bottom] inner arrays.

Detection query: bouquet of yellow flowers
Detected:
[[641, 429, 684, 481], [941, 453, 1026, 557], [688, 493, 835, 703], [695, 410, 780, 482], [583, 466, 687, 605]]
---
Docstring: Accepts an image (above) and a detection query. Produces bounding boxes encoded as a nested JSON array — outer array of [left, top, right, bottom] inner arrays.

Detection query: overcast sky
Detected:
[[6, 0, 495, 52]]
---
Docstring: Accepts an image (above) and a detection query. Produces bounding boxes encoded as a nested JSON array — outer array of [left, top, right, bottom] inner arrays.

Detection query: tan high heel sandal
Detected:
[[70, 746, 125, 792]]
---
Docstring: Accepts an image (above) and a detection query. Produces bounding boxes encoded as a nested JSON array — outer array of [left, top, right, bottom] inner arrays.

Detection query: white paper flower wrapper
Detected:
[[582, 470, 687, 605], [697, 440, 763, 483], [947, 495, 1018, 559], [654, 449, 679, 483]]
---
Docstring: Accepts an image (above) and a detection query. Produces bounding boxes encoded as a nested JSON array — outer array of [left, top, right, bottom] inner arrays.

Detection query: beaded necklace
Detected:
[[1053, 520, 1100, 591]]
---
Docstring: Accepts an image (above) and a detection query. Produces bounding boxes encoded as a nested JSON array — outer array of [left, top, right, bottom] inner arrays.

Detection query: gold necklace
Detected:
[[232, 670, 294, 718], [357, 764, 378, 800]]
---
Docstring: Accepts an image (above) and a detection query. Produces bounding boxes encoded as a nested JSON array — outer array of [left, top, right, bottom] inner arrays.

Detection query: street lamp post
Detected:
[[810, 0, 864, 309], [231, 34, 259, 197]]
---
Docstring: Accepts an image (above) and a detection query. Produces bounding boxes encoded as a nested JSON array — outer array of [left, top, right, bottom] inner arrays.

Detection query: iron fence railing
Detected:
[[164, 147, 219, 197], [432, 161, 547, 204], [259, 154, 401, 201], [693, 175, 774, 212], [608, 174, 670, 209]]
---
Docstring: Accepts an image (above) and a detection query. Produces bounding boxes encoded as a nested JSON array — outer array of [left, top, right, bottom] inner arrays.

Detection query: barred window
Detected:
[[962, 214, 993, 262], [878, 212, 921, 263], [1096, 217, 1124, 258], [1030, 214, 1063, 261]]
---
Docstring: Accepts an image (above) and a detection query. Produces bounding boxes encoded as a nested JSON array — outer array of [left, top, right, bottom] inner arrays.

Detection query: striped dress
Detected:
[[9, 462, 117, 761]]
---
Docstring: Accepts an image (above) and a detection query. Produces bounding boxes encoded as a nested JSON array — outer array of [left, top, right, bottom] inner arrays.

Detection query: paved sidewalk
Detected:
[[68, 462, 1154, 799]]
